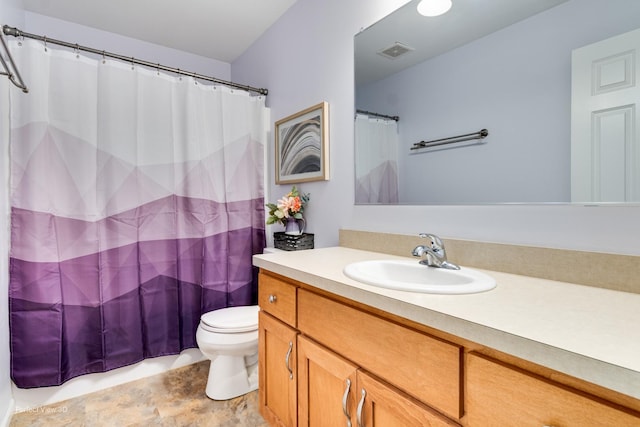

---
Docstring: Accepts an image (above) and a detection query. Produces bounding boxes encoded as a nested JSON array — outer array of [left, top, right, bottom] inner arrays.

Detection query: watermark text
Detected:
[[15, 405, 69, 415]]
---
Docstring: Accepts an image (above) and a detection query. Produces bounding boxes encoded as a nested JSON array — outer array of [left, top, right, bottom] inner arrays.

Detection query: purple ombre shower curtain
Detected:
[[7, 39, 267, 387]]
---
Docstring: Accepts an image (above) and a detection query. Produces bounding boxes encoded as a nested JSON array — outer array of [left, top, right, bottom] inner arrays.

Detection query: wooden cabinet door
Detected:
[[259, 311, 298, 427], [466, 353, 640, 426], [298, 335, 358, 427], [355, 371, 459, 427]]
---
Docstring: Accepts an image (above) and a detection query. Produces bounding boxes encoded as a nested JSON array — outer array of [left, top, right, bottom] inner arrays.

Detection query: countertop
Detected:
[[253, 246, 640, 400]]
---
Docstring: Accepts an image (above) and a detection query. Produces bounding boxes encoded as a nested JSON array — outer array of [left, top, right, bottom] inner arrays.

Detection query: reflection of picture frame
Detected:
[[275, 101, 329, 184]]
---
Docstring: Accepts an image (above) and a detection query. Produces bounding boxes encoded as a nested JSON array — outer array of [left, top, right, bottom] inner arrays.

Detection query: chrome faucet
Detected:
[[411, 233, 460, 270]]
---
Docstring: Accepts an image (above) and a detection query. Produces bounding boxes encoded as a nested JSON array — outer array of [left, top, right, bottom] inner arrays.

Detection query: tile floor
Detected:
[[9, 361, 269, 427]]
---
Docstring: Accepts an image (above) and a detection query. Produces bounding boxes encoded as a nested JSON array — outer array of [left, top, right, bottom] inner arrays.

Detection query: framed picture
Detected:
[[275, 101, 329, 184]]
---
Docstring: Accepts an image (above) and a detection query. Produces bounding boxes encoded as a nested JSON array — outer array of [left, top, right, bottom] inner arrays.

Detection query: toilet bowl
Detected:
[[195, 305, 259, 400]]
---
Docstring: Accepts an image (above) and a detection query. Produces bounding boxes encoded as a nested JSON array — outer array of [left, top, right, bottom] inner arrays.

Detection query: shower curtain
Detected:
[[8, 39, 268, 388], [354, 113, 399, 203]]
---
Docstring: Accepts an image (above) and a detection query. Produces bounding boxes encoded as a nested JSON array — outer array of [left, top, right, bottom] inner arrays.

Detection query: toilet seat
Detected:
[[200, 305, 259, 333]]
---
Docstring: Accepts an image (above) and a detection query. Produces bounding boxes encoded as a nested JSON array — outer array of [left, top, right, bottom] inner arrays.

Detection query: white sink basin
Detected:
[[343, 259, 496, 294]]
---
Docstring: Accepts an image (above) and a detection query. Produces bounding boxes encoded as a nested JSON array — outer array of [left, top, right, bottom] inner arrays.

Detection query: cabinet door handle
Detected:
[[342, 378, 352, 427], [356, 389, 366, 427], [268, 294, 277, 303], [285, 341, 293, 379]]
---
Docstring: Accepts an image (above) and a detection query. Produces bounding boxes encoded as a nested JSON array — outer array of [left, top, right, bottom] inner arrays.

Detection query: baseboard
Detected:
[[0, 397, 15, 427]]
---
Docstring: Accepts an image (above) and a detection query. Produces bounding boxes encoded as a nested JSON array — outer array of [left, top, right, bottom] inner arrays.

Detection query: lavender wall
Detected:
[[232, 0, 411, 248], [22, 13, 230, 79], [233, 0, 640, 255]]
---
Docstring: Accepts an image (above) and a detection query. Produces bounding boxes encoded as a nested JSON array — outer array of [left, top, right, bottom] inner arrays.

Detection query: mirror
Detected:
[[354, 0, 640, 204]]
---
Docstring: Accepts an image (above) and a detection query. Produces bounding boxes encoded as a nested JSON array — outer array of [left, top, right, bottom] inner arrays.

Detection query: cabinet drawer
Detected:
[[259, 272, 297, 327], [466, 353, 640, 426], [298, 289, 462, 419]]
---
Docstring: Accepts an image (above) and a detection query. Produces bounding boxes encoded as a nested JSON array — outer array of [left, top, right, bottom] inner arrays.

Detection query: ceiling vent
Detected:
[[377, 42, 414, 59]]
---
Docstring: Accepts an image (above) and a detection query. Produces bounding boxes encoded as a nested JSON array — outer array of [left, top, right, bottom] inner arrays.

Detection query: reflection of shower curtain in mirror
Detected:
[[8, 39, 267, 387], [355, 114, 399, 203]]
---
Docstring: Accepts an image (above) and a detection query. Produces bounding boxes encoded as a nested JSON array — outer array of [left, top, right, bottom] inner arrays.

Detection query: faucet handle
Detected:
[[415, 233, 460, 270], [418, 233, 444, 251]]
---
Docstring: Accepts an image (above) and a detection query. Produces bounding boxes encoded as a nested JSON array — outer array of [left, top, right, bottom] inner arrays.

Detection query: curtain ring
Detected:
[[102, 50, 106, 64], [75, 43, 80, 58], [176, 68, 182, 80], [157, 63, 160, 76], [43, 36, 47, 52], [131, 57, 134, 70]]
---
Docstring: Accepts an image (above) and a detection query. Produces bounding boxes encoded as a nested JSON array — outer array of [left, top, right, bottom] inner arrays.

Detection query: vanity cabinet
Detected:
[[258, 270, 640, 426], [259, 271, 460, 426]]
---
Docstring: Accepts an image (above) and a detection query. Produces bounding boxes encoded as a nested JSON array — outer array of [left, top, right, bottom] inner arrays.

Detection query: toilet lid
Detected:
[[200, 305, 259, 333]]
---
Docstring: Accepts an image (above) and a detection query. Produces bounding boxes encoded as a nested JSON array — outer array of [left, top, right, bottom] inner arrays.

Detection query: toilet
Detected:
[[195, 305, 260, 400]]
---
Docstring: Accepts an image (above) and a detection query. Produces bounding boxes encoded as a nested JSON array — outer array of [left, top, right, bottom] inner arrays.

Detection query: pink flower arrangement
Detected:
[[266, 186, 310, 226]]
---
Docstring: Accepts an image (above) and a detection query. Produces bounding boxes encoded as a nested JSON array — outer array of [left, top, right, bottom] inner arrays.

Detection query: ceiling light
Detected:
[[417, 0, 452, 17]]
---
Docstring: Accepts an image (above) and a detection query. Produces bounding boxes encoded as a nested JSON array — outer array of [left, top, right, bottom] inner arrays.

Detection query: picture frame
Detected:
[[275, 101, 329, 184]]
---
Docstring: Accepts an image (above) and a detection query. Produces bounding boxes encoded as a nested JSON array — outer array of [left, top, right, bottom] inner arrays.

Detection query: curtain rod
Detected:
[[0, 26, 28, 92], [2, 25, 268, 96], [356, 109, 399, 122]]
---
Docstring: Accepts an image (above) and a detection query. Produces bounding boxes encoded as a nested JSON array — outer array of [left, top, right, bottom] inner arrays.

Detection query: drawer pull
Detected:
[[356, 389, 366, 427], [342, 379, 352, 427], [285, 341, 293, 379], [268, 294, 277, 303]]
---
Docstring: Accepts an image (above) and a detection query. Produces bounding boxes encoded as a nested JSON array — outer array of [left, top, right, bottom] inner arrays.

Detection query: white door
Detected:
[[571, 27, 640, 202]]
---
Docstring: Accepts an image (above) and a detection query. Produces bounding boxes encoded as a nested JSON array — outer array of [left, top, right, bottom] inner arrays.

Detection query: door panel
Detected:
[[572, 27, 640, 202], [298, 335, 358, 427], [259, 311, 297, 427]]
